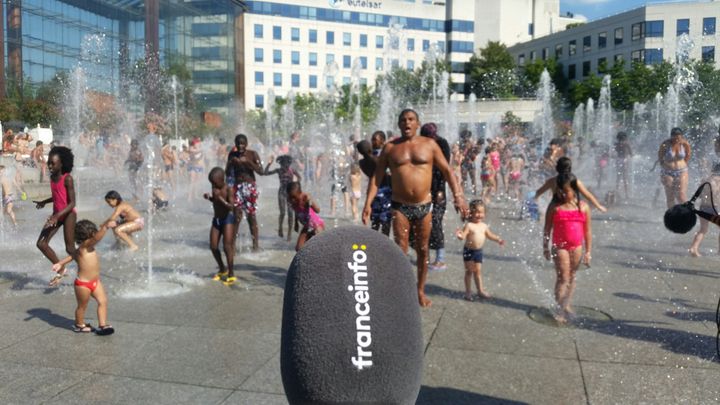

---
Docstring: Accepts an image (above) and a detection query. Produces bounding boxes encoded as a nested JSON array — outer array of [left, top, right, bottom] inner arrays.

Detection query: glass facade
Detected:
[[13, 0, 243, 112]]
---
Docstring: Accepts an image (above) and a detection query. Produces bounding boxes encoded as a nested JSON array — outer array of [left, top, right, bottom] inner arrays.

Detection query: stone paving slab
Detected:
[[0, 361, 93, 405]]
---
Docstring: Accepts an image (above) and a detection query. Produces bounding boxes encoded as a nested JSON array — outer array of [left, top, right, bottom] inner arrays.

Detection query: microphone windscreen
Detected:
[[281, 226, 423, 405], [664, 204, 697, 234]]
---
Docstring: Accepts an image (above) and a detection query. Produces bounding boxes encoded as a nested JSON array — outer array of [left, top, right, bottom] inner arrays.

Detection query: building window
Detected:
[[254, 48, 264, 62], [360, 34, 367, 47], [254, 24, 263, 39], [376, 35, 384, 49], [273, 50, 282, 64], [292, 51, 300, 65], [255, 94, 264, 109], [569, 40, 576, 56], [343, 77, 351, 85], [555, 44, 563, 58], [309, 52, 318, 66], [518, 54, 525, 65], [645, 48, 663, 64], [255, 71, 264, 85], [632, 22, 644, 40], [582, 61, 591, 77], [327, 54, 335, 64], [422, 40, 430, 51], [646, 20, 663, 37], [407, 60, 414, 70], [598, 57, 607, 73], [273, 72, 282, 86], [615, 27, 623, 45], [326, 76, 334, 88], [568, 64, 576, 80], [291, 27, 300, 41], [343, 32, 351, 46], [360, 78, 368, 86], [677, 19, 690, 36], [631, 50, 642, 63], [542, 47, 549, 60], [702, 46, 715, 62], [376, 57, 383, 71], [360, 56, 367, 69], [528, 23, 534, 36], [614, 54, 624, 65], [704, 17, 716, 35], [598, 32, 607, 49], [530, 50, 536, 61], [309, 75, 318, 89], [407, 38, 415, 51], [437, 41, 445, 52], [292, 74, 300, 87], [391, 59, 399, 68], [327, 31, 335, 44], [343, 55, 351, 68], [583, 35, 591, 53], [273, 26, 282, 40], [309, 29, 317, 43]]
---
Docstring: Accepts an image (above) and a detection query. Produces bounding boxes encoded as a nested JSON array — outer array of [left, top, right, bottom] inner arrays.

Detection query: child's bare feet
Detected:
[[478, 291, 492, 300], [128, 245, 139, 252], [689, 247, 700, 257], [418, 292, 432, 308], [553, 312, 568, 324], [464, 293, 474, 301]]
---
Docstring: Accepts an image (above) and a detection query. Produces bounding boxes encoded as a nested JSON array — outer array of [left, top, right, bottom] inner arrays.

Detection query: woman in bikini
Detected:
[[104, 190, 144, 251], [658, 128, 691, 209]]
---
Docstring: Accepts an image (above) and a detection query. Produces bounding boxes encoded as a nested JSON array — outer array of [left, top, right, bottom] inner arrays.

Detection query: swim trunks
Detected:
[[463, 247, 483, 263], [234, 181, 259, 216], [74, 278, 98, 293], [391, 201, 432, 221], [2, 193, 14, 207], [212, 212, 237, 231]]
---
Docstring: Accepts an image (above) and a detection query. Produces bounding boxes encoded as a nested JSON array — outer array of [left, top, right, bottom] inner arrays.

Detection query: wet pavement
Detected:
[[0, 171, 719, 404]]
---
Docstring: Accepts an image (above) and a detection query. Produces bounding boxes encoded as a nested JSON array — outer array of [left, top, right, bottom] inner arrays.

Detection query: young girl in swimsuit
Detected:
[[349, 164, 363, 222], [286, 181, 324, 251], [103, 190, 144, 252], [35, 146, 77, 266], [50, 219, 114, 335], [480, 150, 495, 205], [658, 127, 691, 209], [543, 172, 592, 324], [264, 155, 301, 241]]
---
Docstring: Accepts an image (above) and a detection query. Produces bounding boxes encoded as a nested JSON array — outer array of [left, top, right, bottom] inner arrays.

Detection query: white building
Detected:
[[507, 1, 720, 81], [474, 0, 585, 50], [240, 0, 475, 109]]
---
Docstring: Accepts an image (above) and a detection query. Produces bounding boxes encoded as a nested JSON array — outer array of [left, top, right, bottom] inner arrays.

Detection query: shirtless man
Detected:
[[362, 109, 468, 307], [226, 134, 264, 251]]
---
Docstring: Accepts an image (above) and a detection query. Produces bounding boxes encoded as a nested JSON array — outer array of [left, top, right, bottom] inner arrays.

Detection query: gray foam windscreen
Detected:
[[281, 226, 423, 404]]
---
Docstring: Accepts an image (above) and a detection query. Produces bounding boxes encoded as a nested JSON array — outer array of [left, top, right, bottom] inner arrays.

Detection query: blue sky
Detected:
[[560, 0, 697, 21]]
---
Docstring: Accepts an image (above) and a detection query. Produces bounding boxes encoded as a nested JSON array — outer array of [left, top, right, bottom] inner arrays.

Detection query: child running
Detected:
[[0, 165, 17, 227], [264, 154, 300, 241], [35, 146, 77, 265], [204, 167, 237, 285], [50, 219, 114, 335], [543, 172, 592, 323], [103, 191, 144, 252], [455, 200, 505, 301], [286, 181, 324, 251], [688, 163, 720, 257]]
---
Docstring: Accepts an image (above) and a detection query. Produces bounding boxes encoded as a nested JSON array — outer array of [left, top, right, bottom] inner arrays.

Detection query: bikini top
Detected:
[[665, 144, 686, 161]]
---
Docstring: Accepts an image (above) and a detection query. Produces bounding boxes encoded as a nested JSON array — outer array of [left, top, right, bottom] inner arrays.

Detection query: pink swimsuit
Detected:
[[552, 204, 586, 250], [50, 173, 76, 221], [293, 202, 324, 232]]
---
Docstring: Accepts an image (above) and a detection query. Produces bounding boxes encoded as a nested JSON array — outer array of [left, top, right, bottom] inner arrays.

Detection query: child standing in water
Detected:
[[543, 173, 592, 323], [534, 157, 607, 213], [50, 219, 114, 335], [264, 155, 300, 241], [349, 163, 363, 222], [103, 191, 144, 252], [35, 146, 77, 265], [0, 165, 17, 227], [456, 200, 505, 301], [204, 167, 237, 285], [286, 181, 324, 251], [688, 162, 720, 257]]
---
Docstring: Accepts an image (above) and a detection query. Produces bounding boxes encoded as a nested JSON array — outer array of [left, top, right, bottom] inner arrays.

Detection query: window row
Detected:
[[247, 1, 473, 33], [252, 48, 418, 70], [253, 25, 446, 52]]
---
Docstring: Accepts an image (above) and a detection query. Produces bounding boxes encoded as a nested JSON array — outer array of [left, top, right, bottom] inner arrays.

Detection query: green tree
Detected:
[[466, 41, 515, 98], [521, 58, 568, 95]]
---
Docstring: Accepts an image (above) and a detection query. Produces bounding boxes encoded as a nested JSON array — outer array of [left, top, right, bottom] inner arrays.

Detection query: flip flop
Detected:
[[96, 325, 115, 336], [223, 276, 237, 286], [212, 271, 228, 281], [73, 323, 93, 333]]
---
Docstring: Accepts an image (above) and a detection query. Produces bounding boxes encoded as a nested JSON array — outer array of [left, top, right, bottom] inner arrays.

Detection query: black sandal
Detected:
[[73, 323, 93, 333], [96, 325, 115, 336]]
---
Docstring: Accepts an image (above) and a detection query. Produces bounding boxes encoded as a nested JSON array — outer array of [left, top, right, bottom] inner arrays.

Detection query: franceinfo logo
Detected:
[[348, 243, 372, 370]]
